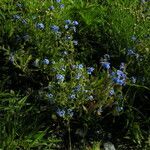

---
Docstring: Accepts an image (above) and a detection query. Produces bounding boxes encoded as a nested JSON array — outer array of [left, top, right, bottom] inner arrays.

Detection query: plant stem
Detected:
[[68, 120, 72, 150]]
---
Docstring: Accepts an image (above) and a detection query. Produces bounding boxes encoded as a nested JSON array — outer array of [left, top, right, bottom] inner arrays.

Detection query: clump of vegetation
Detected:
[[0, 0, 149, 149]]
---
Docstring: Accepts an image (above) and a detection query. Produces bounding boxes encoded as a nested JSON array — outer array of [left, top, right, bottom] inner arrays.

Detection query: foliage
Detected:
[[0, 0, 149, 149]]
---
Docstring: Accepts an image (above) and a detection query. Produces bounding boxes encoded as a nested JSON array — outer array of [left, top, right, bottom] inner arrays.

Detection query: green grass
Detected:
[[0, 0, 150, 149]]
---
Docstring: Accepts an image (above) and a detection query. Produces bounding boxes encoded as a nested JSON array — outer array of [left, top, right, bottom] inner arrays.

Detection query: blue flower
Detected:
[[131, 77, 136, 84], [109, 89, 115, 96], [57, 109, 65, 117], [110, 71, 115, 77], [36, 23, 45, 30], [22, 19, 27, 24], [70, 94, 76, 99], [56, 74, 65, 82], [88, 95, 94, 101], [51, 25, 59, 32], [131, 35, 137, 41], [73, 85, 81, 92], [65, 25, 69, 29], [113, 78, 125, 86], [116, 106, 123, 112], [72, 21, 79, 26], [101, 62, 110, 69], [76, 64, 83, 69], [120, 62, 125, 70], [16, 3, 22, 8], [67, 109, 74, 117], [43, 58, 49, 65], [56, 0, 61, 2], [117, 70, 123, 77], [127, 49, 135, 55], [113, 78, 120, 83], [48, 94, 54, 103], [117, 70, 126, 79], [87, 67, 94, 75], [9, 53, 15, 63], [48, 93, 53, 98], [48, 6, 54, 10], [60, 4, 65, 9], [118, 80, 125, 86], [73, 40, 78, 45], [13, 15, 21, 20], [65, 20, 71, 24]]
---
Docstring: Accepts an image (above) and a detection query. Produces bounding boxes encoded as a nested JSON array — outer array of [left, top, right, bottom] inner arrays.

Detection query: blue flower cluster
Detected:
[[56, 108, 74, 118], [70, 94, 76, 99], [109, 89, 115, 96], [36, 23, 45, 30], [64, 19, 78, 32], [48, 93, 53, 98], [65, 20, 71, 24], [48, 6, 55, 10], [56, 0, 61, 3], [88, 95, 94, 101], [16, 3, 22, 8], [9, 53, 15, 63], [43, 58, 49, 65], [47, 93, 54, 103], [77, 64, 84, 69], [120, 62, 125, 71], [87, 67, 94, 75], [131, 35, 137, 41], [73, 40, 78, 45], [73, 85, 81, 92], [56, 108, 65, 117], [13, 14, 28, 25], [51, 25, 59, 32], [127, 48, 136, 55], [72, 64, 83, 70], [116, 106, 123, 112], [56, 74, 65, 82], [22, 19, 27, 25], [101, 62, 110, 69], [112, 69, 126, 86], [13, 14, 21, 20], [100, 55, 128, 86], [60, 4, 65, 9], [131, 76, 136, 84]]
